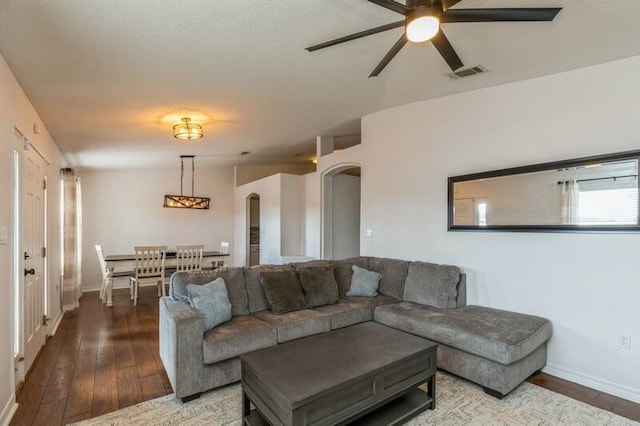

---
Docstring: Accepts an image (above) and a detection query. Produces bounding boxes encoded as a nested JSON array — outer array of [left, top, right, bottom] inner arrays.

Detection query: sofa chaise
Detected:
[[159, 257, 552, 402]]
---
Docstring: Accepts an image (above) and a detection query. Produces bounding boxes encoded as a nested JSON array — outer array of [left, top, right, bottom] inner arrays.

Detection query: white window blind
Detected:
[[577, 177, 638, 225]]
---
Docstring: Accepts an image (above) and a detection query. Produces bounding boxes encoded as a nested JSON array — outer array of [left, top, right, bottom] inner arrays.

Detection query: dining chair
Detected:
[[165, 244, 204, 284], [95, 244, 134, 302], [215, 241, 230, 269], [132, 245, 167, 306]]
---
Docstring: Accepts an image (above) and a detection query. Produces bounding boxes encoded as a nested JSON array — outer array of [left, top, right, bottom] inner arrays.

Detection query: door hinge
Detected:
[[42, 179, 47, 190], [42, 315, 51, 326], [41, 246, 46, 258]]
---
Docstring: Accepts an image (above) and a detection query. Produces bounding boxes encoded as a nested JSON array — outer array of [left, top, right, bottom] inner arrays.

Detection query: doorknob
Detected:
[[24, 268, 35, 276]]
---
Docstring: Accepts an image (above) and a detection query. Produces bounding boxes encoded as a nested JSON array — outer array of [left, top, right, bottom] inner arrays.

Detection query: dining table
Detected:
[[102, 250, 229, 307]]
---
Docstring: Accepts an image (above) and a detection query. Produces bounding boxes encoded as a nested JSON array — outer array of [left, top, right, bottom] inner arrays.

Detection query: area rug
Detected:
[[70, 372, 637, 426]]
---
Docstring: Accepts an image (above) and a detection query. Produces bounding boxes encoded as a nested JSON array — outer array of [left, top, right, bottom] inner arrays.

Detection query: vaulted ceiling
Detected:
[[1, 1, 639, 169]]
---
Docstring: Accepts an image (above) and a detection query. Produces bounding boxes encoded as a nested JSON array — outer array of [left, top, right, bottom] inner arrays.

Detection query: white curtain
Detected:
[[561, 179, 579, 224], [62, 169, 82, 310]]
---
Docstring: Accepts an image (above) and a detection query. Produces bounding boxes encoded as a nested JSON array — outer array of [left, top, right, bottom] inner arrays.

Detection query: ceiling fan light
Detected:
[[406, 15, 440, 43], [173, 117, 203, 141]]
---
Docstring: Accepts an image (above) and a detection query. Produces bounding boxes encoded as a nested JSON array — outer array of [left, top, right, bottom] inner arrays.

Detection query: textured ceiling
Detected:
[[1, 0, 640, 170]]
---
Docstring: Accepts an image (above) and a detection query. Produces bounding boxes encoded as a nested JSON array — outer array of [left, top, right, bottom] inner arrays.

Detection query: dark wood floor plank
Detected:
[[11, 289, 640, 426], [140, 374, 167, 401], [117, 365, 144, 409], [30, 399, 66, 426], [92, 355, 119, 417]]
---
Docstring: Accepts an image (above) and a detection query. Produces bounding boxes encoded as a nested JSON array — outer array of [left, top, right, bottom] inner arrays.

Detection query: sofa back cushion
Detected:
[[245, 265, 293, 313], [368, 257, 409, 299], [403, 261, 460, 309], [297, 265, 339, 307], [331, 257, 369, 296], [259, 269, 307, 315], [170, 268, 249, 315], [290, 259, 332, 269]]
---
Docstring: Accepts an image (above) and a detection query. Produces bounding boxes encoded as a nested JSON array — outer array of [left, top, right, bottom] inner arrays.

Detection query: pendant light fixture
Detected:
[[173, 117, 204, 141], [163, 155, 210, 209]]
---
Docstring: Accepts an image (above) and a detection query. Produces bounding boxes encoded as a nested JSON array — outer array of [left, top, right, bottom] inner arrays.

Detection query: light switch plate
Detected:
[[366, 229, 373, 238], [0, 226, 7, 245]]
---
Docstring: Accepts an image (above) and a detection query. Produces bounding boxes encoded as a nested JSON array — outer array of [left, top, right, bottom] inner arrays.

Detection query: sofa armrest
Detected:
[[159, 297, 205, 399]]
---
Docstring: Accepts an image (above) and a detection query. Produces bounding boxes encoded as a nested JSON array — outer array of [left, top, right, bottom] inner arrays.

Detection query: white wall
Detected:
[[0, 53, 66, 424], [332, 174, 360, 259], [79, 166, 235, 290], [304, 172, 321, 258], [347, 55, 640, 401], [280, 174, 304, 256], [234, 163, 315, 187]]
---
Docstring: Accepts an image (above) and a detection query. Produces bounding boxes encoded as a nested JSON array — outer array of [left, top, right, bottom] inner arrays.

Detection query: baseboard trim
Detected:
[[543, 363, 640, 403], [48, 310, 64, 336], [0, 395, 18, 426]]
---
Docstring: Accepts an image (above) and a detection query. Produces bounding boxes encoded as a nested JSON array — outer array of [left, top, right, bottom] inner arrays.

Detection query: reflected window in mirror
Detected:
[[448, 151, 640, 232]]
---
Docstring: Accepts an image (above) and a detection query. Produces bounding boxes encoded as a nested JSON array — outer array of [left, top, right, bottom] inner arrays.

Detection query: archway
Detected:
[[246, 193, 260, 266], [321, 163, 361, 260]]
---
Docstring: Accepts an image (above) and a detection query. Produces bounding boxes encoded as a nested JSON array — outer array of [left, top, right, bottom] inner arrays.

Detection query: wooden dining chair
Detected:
[[95, 244, 133, 302], [132, 245, 167, 306], [165, 244, 204, 285]]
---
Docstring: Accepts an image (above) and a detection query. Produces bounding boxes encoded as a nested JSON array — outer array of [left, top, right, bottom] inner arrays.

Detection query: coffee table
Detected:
[[241, 322, 437, 426]]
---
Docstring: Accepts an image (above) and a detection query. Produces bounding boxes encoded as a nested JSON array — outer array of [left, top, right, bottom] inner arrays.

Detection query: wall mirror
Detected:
[[448, 150, 640, 232]]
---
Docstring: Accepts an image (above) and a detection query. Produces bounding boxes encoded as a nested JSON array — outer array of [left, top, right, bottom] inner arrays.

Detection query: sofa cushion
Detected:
[[259, 269, 307, 315], [374, 303, 552, 365], [346, 265, 381, 297], [312, 299, 372, 330], [331, 257, 369, 296], [253, 309, 331, 343], [368, 257, 409, 299], [297, 265, 339, 308], [403, 261, 460, 309], [186, 279, 232, 331], [170, 269, 249, 315], [245, 265, 292, 313], [202, 315, 277, 364], [341, 294, 400, 310]]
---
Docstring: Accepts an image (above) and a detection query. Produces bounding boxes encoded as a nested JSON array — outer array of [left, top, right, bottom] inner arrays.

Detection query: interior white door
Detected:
[[22, 142, 47, 374]]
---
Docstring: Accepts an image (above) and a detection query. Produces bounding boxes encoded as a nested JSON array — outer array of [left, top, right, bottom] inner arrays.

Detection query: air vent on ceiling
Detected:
[[447, 65, 487, 80]]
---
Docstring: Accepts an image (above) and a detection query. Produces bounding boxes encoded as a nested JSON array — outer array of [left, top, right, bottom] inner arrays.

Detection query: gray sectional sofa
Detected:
[[159, 257, 552, 402]]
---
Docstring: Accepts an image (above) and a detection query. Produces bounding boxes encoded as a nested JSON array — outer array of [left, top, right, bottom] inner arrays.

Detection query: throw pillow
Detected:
[[297, 265, 339, 307], [259, 269, 307, 314], [403, 261, 460, 309], [346, 265, 381, 297], [186, 278, 232, 331]]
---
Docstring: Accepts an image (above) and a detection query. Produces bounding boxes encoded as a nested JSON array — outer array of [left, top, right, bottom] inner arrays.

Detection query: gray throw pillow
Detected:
[[297, 265, 339, 308], [259, 269, 307, 314], [403, 261, 460, 308], [346, 265, 381, 297], [186, 278, 232, 331]]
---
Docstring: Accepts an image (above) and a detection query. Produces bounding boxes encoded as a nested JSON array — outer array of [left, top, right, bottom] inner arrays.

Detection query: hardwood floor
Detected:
[[10, 288, 640, 425]]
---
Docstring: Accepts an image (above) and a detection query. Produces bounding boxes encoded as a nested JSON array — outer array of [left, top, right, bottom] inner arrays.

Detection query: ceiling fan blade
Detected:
[[430, 30, 464, 71], [368, 0, 412, 16], [442, 8, 562, 23], [441, 0, 463, 11], [369, 34, 408, 77], [306, 20, 405, 52]]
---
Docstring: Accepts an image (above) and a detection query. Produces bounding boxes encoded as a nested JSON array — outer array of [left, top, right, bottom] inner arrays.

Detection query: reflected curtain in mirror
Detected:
[[448, 150, 640, 232]]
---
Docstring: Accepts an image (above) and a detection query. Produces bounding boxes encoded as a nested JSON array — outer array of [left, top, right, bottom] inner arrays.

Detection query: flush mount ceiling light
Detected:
[[406, 8, 440, 42], [173, 117, 203, 141], [163, 155, 210, 209]]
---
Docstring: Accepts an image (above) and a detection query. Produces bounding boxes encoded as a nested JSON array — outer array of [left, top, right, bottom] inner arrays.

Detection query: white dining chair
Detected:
[[215, 241, 230, 269], [165, 244, 204, 285], [95, 244, 133, 302], [131, 245, 167, 306]]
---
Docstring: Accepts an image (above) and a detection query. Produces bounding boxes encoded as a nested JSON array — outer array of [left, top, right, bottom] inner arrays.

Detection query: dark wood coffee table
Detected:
[[241, 322, 437, 426]]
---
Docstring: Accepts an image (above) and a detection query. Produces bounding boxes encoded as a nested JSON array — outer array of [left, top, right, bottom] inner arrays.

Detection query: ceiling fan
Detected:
[[306, 0, 562, 77]]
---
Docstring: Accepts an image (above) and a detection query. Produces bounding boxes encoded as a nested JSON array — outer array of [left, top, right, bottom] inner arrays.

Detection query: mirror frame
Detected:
[[448, 150, 640, 232]]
